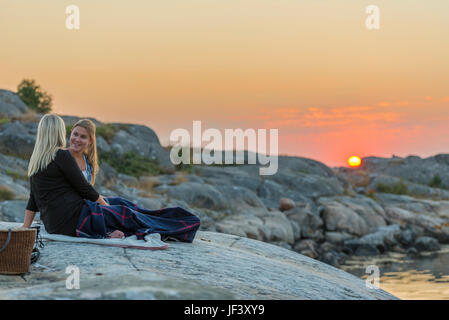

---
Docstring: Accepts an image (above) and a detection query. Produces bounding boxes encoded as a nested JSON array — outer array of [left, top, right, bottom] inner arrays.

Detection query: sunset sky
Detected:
[[1, 0, 448, 167]]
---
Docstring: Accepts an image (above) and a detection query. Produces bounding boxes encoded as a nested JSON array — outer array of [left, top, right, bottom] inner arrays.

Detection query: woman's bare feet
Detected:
[[107, 230, 125, 239]]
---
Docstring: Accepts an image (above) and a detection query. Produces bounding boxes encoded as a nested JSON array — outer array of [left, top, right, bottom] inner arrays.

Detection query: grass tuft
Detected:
[[376, 181, 409, 195], [100, 151, 162, 177]]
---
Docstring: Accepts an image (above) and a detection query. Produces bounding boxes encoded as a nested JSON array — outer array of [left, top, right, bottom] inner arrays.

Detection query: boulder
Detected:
[[319, 199, 369, 236], [277, 156, 337, 177], [95, 162, 118, 188], [279, 197, 295, 212], [337, 196, 388, 225], [216, 215, 264, 240], [269, 171, 345, 199], [378, 194, 449, 243], [285, 206, 324, 241], [261, 211, 295, 244], [212, 184, 267, 214], [0, 90, 28, 118], [215, 220, 248, 238], [0, 152, 29, 176], [216, 210, 295, 245], [194, 159, 329, 211], [414, 236, 440, 252], [133, 197, 164, 211], [318, 196, 388, 237], [161, 182, 229, 211], [111, 127, 174, 172], [0, 174, 28, 199], [96, 135, 111, 153], [394, 228, 416, 247], [343, 225, 401, 256], [0, 121, 37, 158], [325, 231, 353, 245]]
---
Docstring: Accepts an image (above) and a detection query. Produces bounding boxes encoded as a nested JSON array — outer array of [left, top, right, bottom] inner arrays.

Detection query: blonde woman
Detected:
[[21, 114, 112, 235], [23, 114, 201, 242], [65, 118, 123, 238], [67, 119, 99, 186]]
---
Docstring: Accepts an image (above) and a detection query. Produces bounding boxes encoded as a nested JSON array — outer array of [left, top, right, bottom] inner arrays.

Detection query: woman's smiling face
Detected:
[[69, 125, 91, 153]]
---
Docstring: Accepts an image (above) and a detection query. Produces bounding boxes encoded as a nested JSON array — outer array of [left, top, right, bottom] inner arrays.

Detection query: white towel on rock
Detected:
[[0, 221, 169, 250]]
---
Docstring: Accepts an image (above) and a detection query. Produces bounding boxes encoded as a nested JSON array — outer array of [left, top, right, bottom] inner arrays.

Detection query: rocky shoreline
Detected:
[[1, 88, 449, 272]]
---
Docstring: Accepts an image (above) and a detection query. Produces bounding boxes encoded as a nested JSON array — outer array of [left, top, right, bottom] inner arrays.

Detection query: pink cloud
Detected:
[[261, 104, 403, 129], [376, 102, 391, 107], [376, 101, 409, 107]]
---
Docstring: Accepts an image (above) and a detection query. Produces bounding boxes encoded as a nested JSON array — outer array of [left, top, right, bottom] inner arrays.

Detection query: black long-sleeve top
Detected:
[[26, 149, 100, 236]]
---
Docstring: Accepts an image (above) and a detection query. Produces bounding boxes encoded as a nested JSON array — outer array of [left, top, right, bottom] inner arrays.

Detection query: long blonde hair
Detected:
[[71, 119, 99, 185], [28, 114, 67, 177]]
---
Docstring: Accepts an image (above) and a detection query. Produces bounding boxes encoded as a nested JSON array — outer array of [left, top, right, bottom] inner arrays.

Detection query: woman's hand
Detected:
[[96, 195, 109, 206], [21, 210, 36, 229]]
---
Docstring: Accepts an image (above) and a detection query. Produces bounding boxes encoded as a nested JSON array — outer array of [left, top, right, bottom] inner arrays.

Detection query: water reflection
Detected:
[[340, 245, 449, 300]]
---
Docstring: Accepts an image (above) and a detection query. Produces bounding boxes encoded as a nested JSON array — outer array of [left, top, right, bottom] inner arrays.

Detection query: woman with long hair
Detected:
[[66, 119, 124, 237], [67, 119, 99, 186], [22, 115, 200, 242]]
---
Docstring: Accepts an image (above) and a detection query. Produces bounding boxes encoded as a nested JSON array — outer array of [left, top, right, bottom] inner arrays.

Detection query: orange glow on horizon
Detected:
[[0, 1, 448, 168]]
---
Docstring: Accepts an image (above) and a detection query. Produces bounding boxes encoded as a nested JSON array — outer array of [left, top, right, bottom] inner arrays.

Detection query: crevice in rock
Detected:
[[229, 237, 242, 248], [123, 248, 142, 272]]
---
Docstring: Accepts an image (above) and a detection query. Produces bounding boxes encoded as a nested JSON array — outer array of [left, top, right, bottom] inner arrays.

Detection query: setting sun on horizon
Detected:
[[1, 0, 448, 168], [348, 156, 362, 168]]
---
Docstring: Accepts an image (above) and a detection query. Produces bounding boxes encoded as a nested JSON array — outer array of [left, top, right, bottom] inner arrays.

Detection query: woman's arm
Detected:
[[24, 180, 38, 228], [21, 210, 36, 228]]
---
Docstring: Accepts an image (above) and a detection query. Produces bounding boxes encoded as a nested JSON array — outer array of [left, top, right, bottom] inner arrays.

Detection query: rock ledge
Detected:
[[0, 222, 397, 300]]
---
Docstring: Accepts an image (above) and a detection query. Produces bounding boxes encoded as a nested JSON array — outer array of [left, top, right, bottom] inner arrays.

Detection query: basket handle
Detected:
[[0, 229, 12, 255]]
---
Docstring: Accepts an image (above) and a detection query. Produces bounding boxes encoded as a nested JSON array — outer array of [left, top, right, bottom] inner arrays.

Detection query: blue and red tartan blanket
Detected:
[[76, 197, 200, 242]]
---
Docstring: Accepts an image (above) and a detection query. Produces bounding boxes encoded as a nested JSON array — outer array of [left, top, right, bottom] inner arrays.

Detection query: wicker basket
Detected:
[[0, 228, 37, 275]]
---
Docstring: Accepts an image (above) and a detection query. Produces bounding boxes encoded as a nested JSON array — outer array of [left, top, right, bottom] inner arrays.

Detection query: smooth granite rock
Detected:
[[0, 222, 397, 300]]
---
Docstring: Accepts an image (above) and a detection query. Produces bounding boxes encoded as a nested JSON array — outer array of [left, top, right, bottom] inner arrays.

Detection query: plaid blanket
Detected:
[[76, 197, 200, 242]]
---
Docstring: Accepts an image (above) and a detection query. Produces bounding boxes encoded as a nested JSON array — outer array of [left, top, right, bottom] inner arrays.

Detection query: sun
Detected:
[[348, 156, 362, 168]]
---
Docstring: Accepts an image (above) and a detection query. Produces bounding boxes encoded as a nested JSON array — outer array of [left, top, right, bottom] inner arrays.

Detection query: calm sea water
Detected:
[[340, 245, 449, 300]]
